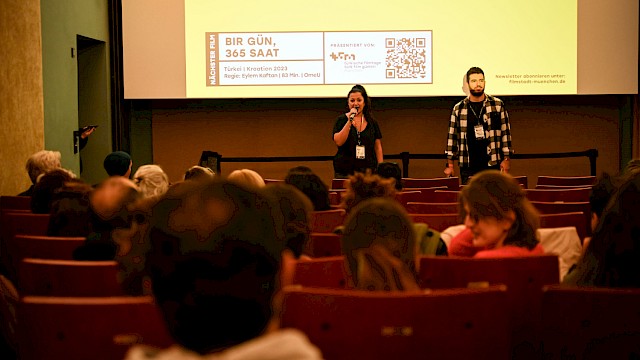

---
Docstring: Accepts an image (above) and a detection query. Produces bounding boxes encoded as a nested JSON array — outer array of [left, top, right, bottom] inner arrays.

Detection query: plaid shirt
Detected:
[[445, 94, 512, 168]]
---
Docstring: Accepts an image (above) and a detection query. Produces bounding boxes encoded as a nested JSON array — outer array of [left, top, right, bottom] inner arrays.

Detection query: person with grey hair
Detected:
[[133, 164, 170, 199], [19, 150, 62, 196], [227, 168, 265, 190], [183, 165, 215, 181]]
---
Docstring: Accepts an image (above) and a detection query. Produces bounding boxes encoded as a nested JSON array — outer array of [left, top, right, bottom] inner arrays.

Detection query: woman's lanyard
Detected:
[[355, 117, 364, 145], [354, 117, 365, 159]]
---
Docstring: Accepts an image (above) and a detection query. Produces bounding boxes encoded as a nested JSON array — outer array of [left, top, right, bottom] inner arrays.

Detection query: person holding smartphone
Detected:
[[332, 84, 383, 179]]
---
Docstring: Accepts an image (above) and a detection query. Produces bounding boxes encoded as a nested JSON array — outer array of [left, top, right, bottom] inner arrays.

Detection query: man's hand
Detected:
[[444, 164, 454, 177], [501, 157, 511, 173]]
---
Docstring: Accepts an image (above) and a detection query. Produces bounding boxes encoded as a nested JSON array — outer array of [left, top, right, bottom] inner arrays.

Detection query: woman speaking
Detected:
[[332, 84, 383, 178]]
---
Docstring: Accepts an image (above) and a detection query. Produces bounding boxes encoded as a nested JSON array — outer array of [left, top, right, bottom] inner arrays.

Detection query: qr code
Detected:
[[385, 38, 427, 79]]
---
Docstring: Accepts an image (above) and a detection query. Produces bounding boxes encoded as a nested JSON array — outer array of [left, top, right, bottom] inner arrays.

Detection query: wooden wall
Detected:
[[150, 95, 622, 187], [0, 0, 45, 195]]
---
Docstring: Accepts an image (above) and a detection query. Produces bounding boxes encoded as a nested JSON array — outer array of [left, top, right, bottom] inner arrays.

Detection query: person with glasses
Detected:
[[444, 67, 513, 184]]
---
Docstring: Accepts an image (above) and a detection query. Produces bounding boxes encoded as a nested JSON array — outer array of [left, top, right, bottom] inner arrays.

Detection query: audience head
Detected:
[[133, 164, 170, 199], [287, 165, 313, 174], [25, 150, 61, 184], [570, 170, 640, 287], [30, 168, 78, 214], [227, 168, 265, 190], [47, 181, 94, 237], [459, 170, 539, 250], [589, 172, 618, 232], [183, 165, 215, 181], [103, 151, 132, 177], [144, 179, 283, 354], [376, 162, 403, 191], [72, 176, 144, 261], [624, 158, 640, 174], [263, 183, 313, 258], [284, 171, 331, 211], [341, 171, 396, 213], [91, 176, 141, 223], [341, 197, 418, 291]]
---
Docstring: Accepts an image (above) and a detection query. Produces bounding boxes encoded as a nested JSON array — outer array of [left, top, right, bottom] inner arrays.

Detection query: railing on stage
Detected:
[[199, 149, 599, 177]]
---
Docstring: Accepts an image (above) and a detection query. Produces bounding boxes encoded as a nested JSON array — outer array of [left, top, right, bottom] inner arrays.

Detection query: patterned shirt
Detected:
[[445, 94, 513, 168]]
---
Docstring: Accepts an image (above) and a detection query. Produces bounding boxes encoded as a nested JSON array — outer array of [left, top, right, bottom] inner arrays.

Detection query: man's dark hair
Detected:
[[285, 171, 331, 211], [466, 67, 485, 83], [103, 151, 131, 176], [590, 172, 617, 218], [376, 162, 403, 191]]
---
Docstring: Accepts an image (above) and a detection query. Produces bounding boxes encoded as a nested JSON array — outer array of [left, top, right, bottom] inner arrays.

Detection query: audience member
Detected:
[[449, 170, 543, 258], [30, 168, 78, 214], [183, 165, 215, 181], [623, 158, 640, 174], [340, 171, 396, 213], [124, 179, 322, 359], [341, 197, 419, 291], [286, 165, 313, 174], [47, 181, 94, 237], [563, 169, 640, 287], [227, 168, 265, 190], [73, 177, 142, 261], [588, 173, 618, 233], [262, 183, 313, 258], [376, 162, 403, 191], [103, 151, 132, 177], [339, 171, 447, 255], [133, 164, 170, 199], [284, 170, 331, 211], [19, 150, 61, 196]]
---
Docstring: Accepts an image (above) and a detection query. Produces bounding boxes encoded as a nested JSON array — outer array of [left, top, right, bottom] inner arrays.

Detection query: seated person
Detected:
[[262, 183, 313, 259], [47, 181, 94, 237], [103, 151, 132, 178], [30, 168, 78, 214], [449, 170, 543, 258], [583, 172, 618, 251], [340, 171, 447, 256], [183, 165, 215, 181], [340, 197, 419, 291], [124, 178, 322, 359], [133, 164, 170, 199], [227, 168, 265, 190], [376, 162, 403, 191], [73, 177, 142, 261], [563, 169, 640, 287], [284, 169, 331, 211], [19, 150, 62, 196]]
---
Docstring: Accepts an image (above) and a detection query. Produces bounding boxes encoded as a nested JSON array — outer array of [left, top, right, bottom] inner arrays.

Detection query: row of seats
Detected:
[[330, 175, 596, 191], [4, 253, 638, 359]]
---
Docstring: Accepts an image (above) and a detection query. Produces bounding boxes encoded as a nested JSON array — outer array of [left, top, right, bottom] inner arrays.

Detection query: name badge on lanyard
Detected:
[[474, 124, 485, 139], [356, 145, 365, 159]]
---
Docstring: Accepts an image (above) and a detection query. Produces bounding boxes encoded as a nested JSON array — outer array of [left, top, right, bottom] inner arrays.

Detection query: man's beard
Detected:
[[470, 88, 484, 97]]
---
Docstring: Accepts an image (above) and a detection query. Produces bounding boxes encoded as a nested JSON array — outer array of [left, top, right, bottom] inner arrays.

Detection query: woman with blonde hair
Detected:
[[227, 168, 265, 190], [133, 164, 170, 199]]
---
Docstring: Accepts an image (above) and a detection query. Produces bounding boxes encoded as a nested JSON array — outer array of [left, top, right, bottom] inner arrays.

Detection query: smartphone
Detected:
[[80, 125, 99, 132]]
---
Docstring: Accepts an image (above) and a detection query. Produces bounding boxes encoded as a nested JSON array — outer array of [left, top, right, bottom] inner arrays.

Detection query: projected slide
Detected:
[[185, 0, 577, 98], [208, 31, 432, 86]]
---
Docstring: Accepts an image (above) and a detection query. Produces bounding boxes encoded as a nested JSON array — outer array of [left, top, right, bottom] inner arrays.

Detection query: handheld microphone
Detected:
[[349, 106, 359, 120]]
